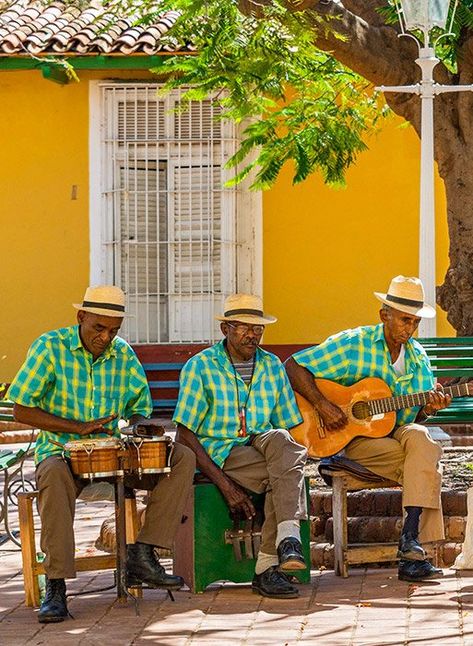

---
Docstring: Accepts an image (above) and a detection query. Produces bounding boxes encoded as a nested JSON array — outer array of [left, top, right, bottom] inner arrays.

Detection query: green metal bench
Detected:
[[419, 337, 473, 425]]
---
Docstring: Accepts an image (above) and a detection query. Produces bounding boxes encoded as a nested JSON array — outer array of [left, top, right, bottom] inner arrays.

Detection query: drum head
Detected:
[[65, 438, 121, 451]]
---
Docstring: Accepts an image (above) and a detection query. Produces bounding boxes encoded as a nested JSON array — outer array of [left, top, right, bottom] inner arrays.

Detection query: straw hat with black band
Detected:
[[216, 294, 277, 325], [374, 275, 436, 319], [73, 285, 127, 318]]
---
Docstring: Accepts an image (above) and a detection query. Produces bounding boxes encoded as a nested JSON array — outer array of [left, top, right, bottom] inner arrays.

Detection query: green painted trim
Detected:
[[0, 55, 171, 71]]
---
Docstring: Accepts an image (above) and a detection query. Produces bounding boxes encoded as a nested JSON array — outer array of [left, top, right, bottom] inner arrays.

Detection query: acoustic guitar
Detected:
[[290, 377, 472, 458]]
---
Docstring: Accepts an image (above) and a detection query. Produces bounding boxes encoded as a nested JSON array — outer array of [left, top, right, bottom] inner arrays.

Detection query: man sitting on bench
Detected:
[[285, 276, 450, 582], [174, 293, 308, 599], [8, 285, 195, 623]]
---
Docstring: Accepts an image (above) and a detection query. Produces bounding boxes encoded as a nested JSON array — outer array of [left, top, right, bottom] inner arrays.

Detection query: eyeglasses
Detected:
[[227, 322, 265, 335]]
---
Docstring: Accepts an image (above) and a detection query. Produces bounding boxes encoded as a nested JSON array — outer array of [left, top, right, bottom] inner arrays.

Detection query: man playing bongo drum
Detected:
[[8, 285, 195, 623]]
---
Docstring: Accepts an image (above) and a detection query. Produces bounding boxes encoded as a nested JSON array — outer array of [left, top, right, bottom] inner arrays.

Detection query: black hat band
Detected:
[[224, 308, 264, 318], [386, 294, 424, 308], [82, 300, 125, 312]]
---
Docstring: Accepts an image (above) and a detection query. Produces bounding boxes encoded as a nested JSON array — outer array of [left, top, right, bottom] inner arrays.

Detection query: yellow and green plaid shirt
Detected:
[[173, 340, 303, 467], [292, 324, 434, 428], [7, 325, 152, 465]]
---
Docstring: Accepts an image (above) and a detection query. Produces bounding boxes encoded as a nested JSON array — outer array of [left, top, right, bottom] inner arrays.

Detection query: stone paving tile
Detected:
[[3, 478, 473, 645]]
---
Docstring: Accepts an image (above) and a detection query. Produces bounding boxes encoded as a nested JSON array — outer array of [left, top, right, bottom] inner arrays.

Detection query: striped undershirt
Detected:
[[233, 359, 255, 384]]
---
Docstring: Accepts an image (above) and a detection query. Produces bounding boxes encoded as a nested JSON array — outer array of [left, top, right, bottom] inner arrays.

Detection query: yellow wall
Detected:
[[0, 68, 453, 381], [263, 118, 452, 344]]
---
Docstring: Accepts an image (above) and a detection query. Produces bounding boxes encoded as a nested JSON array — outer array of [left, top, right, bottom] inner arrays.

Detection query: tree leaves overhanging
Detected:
[[148, 0, 386, 189]]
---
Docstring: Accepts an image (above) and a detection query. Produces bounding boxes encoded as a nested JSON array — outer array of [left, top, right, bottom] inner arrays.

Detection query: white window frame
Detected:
[[89, 80, 262, 344]]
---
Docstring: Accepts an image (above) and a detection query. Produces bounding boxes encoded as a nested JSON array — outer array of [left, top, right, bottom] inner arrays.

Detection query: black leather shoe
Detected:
[[252, 566, 299, 599], [277, 536, 306, 571], [126, 542, 184, 590], [398, 559, 444, 582], [38, 578, 68, 623], [397, 533, 426, 561]]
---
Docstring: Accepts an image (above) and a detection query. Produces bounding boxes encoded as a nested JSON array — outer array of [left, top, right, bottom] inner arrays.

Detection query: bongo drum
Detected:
[[124, 436, 172, 476], [64, 438, 124, 480]]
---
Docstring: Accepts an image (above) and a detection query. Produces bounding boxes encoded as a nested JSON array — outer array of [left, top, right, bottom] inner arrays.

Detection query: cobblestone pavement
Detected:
[[1, 454, 473, 645]]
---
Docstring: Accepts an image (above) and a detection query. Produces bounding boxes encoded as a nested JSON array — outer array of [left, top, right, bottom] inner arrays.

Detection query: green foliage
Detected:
[[383, 1, 473, 71], [149, 0, 384, 190]]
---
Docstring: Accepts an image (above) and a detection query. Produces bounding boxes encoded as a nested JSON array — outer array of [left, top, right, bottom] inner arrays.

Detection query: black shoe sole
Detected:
[[252, 585, 299, 599], [126, 576, 183, 591], [398, 570, 444, 582], [38, 615, 67, 623]]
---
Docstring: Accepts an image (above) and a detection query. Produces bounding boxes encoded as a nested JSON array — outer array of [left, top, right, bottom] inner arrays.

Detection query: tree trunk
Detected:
[[436, 149, 473, 335], [381, 91, 473, 336]]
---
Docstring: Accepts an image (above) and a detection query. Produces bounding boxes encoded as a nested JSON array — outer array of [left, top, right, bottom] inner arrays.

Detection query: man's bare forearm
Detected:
[[13, 403, 116, 437], [14, 404, 80, 434], [285, 357, 328, 407]]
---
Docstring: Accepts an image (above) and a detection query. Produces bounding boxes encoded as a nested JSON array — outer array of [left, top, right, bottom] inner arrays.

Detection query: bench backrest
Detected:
[[132, 343, 310, 415]]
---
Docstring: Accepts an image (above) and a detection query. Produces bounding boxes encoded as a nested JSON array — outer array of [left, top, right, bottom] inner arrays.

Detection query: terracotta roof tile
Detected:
[[0, 1, 184, 55]]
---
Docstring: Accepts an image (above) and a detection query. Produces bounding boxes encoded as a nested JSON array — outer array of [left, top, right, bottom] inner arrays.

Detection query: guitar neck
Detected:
[[372, 383, 469, 414]]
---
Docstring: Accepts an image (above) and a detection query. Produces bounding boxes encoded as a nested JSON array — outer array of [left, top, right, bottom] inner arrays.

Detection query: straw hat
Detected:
[[374, 275, 436, 318], [73, 285, 127, 318], [215, 294, 277, 325]]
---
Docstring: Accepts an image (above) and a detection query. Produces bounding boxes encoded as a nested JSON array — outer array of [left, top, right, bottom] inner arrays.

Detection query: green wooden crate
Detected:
[[174, 480, 311, 593]]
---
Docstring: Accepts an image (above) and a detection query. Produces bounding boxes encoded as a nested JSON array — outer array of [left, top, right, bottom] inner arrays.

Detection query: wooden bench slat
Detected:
[[148, 380, 180, 389]]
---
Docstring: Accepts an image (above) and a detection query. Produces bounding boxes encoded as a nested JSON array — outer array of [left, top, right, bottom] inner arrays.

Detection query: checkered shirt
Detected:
[[7, 325, 152, 465], [172, 340, 303, 467], [292, 323, 434, 428]]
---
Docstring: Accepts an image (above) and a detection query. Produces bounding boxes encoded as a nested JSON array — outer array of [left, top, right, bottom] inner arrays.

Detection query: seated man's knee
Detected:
[[171, 442, 196, 471], [271, 429, 308, 463], [37, 456, 73, 488], [404, 425, 442, 458]]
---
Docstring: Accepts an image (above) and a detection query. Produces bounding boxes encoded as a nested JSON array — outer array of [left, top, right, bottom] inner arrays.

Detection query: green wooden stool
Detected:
[[173, 479, 311, 593]]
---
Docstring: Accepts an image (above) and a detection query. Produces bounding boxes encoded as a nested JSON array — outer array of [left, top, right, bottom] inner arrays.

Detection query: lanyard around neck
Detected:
[[226, 348, 256, 437]]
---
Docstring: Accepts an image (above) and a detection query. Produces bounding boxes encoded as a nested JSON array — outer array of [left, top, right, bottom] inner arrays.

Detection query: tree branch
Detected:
[[341, 0, 386, 26]]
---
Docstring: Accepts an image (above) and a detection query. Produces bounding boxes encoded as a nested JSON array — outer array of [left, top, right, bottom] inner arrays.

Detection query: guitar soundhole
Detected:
[[351, 401, 370, 420]]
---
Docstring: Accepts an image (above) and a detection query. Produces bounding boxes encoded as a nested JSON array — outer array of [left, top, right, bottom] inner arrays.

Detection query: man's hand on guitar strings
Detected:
[[424, 383, 452, 416], [317, 399, 348, 432]]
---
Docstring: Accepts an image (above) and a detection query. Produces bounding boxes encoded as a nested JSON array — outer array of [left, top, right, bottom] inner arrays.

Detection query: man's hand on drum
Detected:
[[220, 475, 255, 519], [76, 414, 117, 437]]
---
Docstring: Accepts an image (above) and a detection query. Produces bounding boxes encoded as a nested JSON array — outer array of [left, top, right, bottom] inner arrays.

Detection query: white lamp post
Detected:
[[377, 0, 470, 337]]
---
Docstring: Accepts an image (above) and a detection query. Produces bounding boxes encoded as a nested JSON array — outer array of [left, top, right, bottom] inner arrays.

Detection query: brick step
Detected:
[[309, 488, 467, 517], [451, 436, 473, 446], [443, 427, 472, 436]]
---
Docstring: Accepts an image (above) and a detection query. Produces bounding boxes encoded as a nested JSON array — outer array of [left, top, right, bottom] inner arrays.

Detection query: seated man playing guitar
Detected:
[[286, 276, 451, 583]]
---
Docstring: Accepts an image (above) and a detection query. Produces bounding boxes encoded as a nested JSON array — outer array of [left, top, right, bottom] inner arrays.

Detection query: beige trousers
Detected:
[[344, 423, 444, 543], [35, 443, 195, 579], [222, 429, 308, 555]]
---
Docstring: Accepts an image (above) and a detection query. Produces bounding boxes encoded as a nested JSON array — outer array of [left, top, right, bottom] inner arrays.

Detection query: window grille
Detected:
[[99, 83, 243, 344]]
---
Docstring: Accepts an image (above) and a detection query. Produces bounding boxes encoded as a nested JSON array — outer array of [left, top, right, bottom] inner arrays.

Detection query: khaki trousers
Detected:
[[344, 423, 444, 543], [222, 429, 308, 555], [35, 443, 195, 579]]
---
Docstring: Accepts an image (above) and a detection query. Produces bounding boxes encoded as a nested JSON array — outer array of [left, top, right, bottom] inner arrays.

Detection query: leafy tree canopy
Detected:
[[142, 0, 386, 189]]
